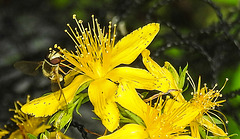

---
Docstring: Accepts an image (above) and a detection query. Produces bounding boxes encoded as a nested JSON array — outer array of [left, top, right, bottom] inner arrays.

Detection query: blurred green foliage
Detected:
[[215, 0, 239, 6]]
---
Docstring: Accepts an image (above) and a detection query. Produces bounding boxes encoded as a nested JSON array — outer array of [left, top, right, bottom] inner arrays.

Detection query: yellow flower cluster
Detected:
[[0, 96, 71, 139], [100, 77, 229, 139], [2, 15, 230, 138]]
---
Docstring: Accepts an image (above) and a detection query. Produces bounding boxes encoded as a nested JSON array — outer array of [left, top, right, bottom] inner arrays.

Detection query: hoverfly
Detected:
[[14, 48, 69, 102]]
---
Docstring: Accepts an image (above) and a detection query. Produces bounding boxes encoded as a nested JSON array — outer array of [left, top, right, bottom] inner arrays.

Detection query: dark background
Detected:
[[0, 0, 240, 138]]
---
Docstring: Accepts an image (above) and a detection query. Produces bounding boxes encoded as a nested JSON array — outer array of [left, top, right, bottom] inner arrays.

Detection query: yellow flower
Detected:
[[21, 74, 91, 117], [100, 80, 201, 139], [2, 96, 72, 139], [141, 49, 185, 102], [0, 129, 9, 138], [51, 15, 168, 132], [8, 96, 50, 139], [188, 77, 229, 138], [99, 61, 228, 138]]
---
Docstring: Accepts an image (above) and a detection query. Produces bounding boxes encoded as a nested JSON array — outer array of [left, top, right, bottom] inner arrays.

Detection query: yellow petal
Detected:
[[164, 99, 201, 128], [21, 75, 92, 117], [50, 131, 72, 139], [31, 121, 51, 136], [115, 79, 149, 120], [107, 67, 170, 93], [110, 23, 160, 69], [98, 124, 149, 139], [142, 49, 167, 78], [199, 117, 228, 137], [190, 121, 201, 138], [88, 78, 119, 132], [142, 49, 176, 86], [64, 67, 81, 86], [142, 49, 185, 102], [9, 130, 23, 139], [0, 129, 9, 138], [173, 136, 198, 139]]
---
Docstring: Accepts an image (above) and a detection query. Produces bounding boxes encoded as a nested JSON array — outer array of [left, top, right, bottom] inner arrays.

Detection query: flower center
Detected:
[[57, 15, 117, 79]]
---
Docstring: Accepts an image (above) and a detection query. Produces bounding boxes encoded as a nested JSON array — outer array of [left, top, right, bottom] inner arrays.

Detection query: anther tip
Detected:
[[73, 14, 76, 19]]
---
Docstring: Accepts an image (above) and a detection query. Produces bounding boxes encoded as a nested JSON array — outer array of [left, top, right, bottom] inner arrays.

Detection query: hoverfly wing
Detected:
[[14, 61, 43, 76]]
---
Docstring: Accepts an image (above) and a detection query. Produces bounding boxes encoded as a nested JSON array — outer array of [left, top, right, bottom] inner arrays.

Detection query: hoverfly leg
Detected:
[[58, 67, 69, 76], [35, 61, 43, 70], [55, 66, 68, 105], [143, 89, 180, 102]]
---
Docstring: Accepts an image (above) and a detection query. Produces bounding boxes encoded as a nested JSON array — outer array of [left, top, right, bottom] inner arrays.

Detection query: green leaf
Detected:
[[118, 106, 138, 123], [125, 110, 145, 127], [119, 114, 136, 124], [53, 88, 90, 132], [199, 125, 206, 139], [60, 111, 73, 131], [70, 80, 91, 116], [182, 82, 189, 93], [44, 130, 51, 137], [81, 95, 90, 104], [75, 93, 89, 116], [27, 133, 38, 139], [75, 80, 91, 96], [57, 106, 74, 131], [178, 63, 188, 89], [206, 134, 238, 139], [48, 111, 61, 125], [202, 115, 223, 125], [51, 110, 72, 131], [117, 104, 130, 118], [91, 117, 101, 120], [140, 92, 149, 99], [49, 102, 75, 132], [40, 130, 50, 139], [164, 62, 179, 84]]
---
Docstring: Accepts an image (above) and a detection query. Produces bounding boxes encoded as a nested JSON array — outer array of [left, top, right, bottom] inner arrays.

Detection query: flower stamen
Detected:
[[58, 14, 118, 79]]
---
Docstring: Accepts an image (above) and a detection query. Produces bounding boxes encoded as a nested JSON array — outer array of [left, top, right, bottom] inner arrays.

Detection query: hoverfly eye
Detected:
[[50, 57, 61, 65]]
